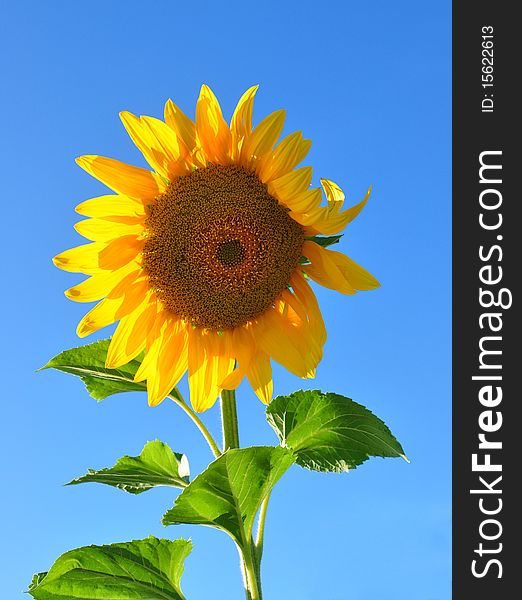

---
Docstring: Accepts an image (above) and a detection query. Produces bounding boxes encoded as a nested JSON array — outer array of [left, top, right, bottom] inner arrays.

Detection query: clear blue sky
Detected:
[[1, 1, 451, 598]]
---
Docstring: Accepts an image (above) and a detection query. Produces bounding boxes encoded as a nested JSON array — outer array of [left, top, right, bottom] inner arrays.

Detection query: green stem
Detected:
[[241, 545, 261, 600], [168, 389, 221, 458], [255, 493, 270, 559], [220, 390, 262, 598], [220, 389, 240, 450], [253, 493, 270, 595]]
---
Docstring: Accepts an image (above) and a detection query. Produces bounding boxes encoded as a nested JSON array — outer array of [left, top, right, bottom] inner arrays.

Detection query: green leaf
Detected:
[[29, 573, 47, 588], [162, 446, 294, 546], [67, 440, 189, 494], [266, 389, 407, 473], [306, 234, 343, 248], [40, 339, 146, 401], [27, 537, 191, 600]]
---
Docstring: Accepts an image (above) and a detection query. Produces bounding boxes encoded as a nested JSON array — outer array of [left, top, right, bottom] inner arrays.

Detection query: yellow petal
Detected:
[[303, 241, 380, 295], [332, 184, 371, 224], [246, 351, 273, 404], [219, 326, 255, 390], [301, 241, 356, 295], [187, 329, 208, 411], [164, 98, 197, 153], [320, 178, 345, 212], [230, 85, 258, 137], [53, 242, 105, 274], [113, 276, 150, 321], [286, 188, 323, 214], [141, 116, 190, 179], [230, 85, 258, 161], [258, 131, 312, 183], [267, 166, 313, 205], [219, 366, 245, 391], [188, 329, 235, 412], [55, 236, 143, 276], [75, 195, 146, 218], [291, 271, 327, 354], [275, 303, 319, 376], [120, 111, 170, 179], [76, 297, 122, 338], [65, 261, 140, 302], [244, 109, 285, 167], [134, 313, 165, 383], [324, 250, 380, 291], [276, 293, 322, 375], [148, 320, 189, 407], [98, 235, 145, 270], [305, 186, 372, 235], [288, 202, 326, 227], [195, 85, 232, 164], [106, 293, 157, 368], [254, 309, 309, 378], [74, 218, 145, 242], [76, 155, 165, 201], [291, 273, 325, 330], [280, 288, 307, 322]]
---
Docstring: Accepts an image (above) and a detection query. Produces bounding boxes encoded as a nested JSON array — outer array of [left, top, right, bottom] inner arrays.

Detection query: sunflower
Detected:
[[54, 85, 379, 412]]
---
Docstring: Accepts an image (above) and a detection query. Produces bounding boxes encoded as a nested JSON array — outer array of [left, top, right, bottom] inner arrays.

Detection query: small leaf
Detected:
[[28, 573, 46, 588], [41, 339, 145, 401], [306, 234, 343, 248], [163, 446, 294, 546], [67, 440, 189, 494], [27, 536, 191, 600], [267, 389, 406, 473]]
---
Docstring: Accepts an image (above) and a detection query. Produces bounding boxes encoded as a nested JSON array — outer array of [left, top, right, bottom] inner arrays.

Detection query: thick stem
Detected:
[[220, 389, 240, 450], [221, 390, 262, 598], [255, 493, 270, 560], [237, 547, 256, 600], [168, 390, 221, 458], [241, 545, 262, 600], [253, 493, 270, 596]]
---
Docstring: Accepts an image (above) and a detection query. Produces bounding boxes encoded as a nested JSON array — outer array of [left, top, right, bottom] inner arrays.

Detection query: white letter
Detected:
[[472, 454, 502, 472]]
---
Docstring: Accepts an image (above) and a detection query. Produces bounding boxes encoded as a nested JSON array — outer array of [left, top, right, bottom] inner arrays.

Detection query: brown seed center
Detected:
[[142, 164, 304, 330], [217, 239, 244, 267]]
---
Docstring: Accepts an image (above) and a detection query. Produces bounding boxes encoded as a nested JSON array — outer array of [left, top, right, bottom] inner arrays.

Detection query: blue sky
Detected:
[[1, 1, 451, 598]]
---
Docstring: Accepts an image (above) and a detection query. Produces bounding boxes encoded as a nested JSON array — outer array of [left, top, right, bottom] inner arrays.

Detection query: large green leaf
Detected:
[[27, 537, 191, 600], [40, 339, 146, 401], [266, 389, 407, 473], [163, 446, 294, 546], [67, 440, 189, 494]]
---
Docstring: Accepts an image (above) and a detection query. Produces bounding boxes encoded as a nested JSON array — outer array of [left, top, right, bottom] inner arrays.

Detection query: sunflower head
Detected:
[[54, 85, 379, 411], [142, 163, 305, 331]]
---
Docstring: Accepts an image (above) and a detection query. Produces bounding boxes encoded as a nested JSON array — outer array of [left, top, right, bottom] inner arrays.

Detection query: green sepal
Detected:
[[306, 234, 343, 248]]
